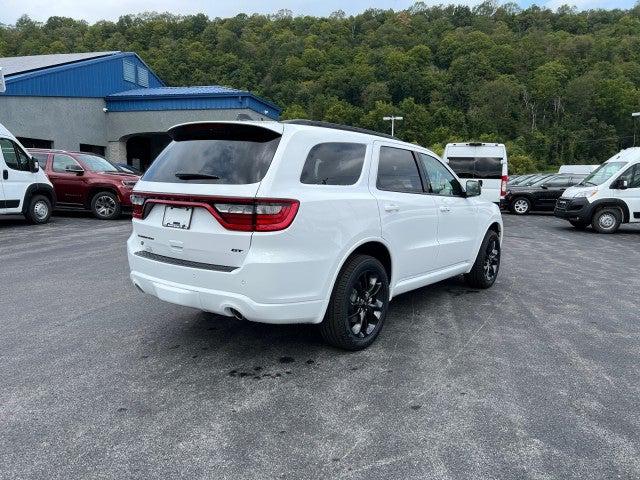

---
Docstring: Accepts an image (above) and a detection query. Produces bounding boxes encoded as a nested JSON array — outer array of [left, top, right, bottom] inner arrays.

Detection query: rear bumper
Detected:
[[130, 270, 324, 324], [554, 197, 591, 222], [127, 236, 327, 324]]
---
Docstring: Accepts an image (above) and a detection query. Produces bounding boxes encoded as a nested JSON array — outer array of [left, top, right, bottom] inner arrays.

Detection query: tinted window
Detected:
[[376, 147, 423, 193], [543, 176, 571, 187], [419, 153, 463, 196], [300, 143, 366, 185], [143, 124, 281, 184], [447, 156, 503, 179], [0, 139, 30, 171], [52, 154, 81, 173], [619, 164, 640, 188]]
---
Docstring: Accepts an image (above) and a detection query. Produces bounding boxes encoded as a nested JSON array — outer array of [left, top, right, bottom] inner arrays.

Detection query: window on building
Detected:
[[123, 60, 136, 83], [0, 138, 31, 171], [300, 143, 366, 185], [137, 66, 149, 87], [79, 144, 106, 157], [376, 147, 423, 193], [16, 137, 53, 149]]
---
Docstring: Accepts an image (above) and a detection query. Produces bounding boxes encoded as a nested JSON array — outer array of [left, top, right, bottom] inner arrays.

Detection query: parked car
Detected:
[[504, 173, 586, 215], [127, 120, 503, 350], [442, 142, 508, 204], [555, 148, 640, 233], [29, 149, 140, 220], [0, 122, 55, 224]]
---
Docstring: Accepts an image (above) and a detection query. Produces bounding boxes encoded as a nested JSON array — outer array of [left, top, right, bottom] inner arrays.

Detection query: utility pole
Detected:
[[633, 112, 640, 146], [383, 116, 403, 137]]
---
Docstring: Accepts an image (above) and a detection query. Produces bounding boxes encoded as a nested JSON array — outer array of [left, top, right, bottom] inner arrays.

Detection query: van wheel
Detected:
[[465, 230, 500, 289], [91, 191, 121, 220], [591, 208, 621, 234], [569, 220, 588, 230], [320, 255, 389, 351], [25, 194, 52, 224], [510, 197, 531, 215]]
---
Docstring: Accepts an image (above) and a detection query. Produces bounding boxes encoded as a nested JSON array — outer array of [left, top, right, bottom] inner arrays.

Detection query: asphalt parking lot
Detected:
[[1, 212, 639, 480]]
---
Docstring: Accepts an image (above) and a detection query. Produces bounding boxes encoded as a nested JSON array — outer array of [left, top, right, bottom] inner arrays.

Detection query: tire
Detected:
[[510, 197, 531, 215], [569, 220, 588, 230], [591, 207, 621, 234], [319, 255, 389, 351], [25, 194, 52, 224], [465, 230, 501, 289], [91, 191, 121, 220]]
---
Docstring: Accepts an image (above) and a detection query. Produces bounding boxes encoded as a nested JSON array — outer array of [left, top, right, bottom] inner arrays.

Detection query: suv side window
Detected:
[[53, 154, 81, 173], [0, 138, 31, 171], [418, 153, 463, 196], [300, 142, 366, 185], [376, 147, 423, 193]]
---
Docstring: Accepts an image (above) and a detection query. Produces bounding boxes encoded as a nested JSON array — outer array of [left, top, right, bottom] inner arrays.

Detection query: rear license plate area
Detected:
[[162, 206, 193, 230]]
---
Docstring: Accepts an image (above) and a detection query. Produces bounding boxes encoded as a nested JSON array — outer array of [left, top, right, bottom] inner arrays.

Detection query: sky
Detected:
[[1, 0, 638, 25]]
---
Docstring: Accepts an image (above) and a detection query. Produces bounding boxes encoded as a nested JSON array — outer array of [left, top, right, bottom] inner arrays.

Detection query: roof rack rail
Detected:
[[283, 119, 397, 140]]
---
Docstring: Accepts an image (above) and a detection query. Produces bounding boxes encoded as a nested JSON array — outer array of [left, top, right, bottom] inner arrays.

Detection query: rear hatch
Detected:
[[130, 122, 291, 269]]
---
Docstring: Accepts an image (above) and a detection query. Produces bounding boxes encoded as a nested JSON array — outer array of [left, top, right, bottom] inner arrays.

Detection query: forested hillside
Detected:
[[2, 2, 640, 172]]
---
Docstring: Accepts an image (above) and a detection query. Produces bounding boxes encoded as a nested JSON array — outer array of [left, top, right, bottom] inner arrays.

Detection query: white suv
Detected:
[[555, 148, 640, 233], [127, 121, 503, 350], [0, 122, 55, 224]]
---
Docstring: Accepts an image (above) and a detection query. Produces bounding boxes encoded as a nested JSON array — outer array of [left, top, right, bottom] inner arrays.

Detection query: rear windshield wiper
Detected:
[[174, 172, 220, 180]]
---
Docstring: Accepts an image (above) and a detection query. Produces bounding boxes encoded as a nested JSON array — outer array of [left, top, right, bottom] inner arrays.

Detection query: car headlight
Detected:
[[572, 189, 598, 199]]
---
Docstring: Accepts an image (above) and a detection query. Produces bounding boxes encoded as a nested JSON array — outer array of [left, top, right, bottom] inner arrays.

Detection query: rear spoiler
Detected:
[[168, 122, 282, 142]]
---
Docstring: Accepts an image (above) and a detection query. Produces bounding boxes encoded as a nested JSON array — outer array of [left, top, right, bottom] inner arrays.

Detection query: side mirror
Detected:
[[30, 158, 39, 173], [614, 179, 628, 190], [65, 164, 84, 175], [465, 179, 481, 197]]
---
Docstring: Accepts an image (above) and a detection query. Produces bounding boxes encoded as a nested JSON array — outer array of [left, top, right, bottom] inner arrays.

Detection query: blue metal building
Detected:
[[0, 51, 281, 169]]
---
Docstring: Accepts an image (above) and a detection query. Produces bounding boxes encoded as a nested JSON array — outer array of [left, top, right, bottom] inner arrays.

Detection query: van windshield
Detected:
[[143, 124, 282, 184], [579, 162, 626, 186]]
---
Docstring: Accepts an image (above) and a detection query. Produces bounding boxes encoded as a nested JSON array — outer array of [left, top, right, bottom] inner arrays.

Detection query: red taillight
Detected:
[[500, 175, 508, 197], [131, 193, 299, 232]]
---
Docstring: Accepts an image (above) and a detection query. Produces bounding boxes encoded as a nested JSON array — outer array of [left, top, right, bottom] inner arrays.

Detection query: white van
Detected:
[[0, 122, 55, 224], [555, 147, 640, 233], [443, 143, 508, 204]]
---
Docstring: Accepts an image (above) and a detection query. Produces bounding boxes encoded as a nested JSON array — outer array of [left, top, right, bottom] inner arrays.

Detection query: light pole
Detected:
[[633, 112, 640, 146], [383, 116, 403, 136]]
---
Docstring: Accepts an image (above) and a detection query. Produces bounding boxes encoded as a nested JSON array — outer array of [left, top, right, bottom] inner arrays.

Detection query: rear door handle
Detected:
[[439, 206, 451, 213], [384, 204, 400, 212]]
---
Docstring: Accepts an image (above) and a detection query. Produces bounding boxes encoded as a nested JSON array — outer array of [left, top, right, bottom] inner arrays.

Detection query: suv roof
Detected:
[[283, 119, 397, 140]]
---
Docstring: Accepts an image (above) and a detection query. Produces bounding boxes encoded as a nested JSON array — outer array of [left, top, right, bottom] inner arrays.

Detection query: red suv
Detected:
[[29, 149, 140, 220]]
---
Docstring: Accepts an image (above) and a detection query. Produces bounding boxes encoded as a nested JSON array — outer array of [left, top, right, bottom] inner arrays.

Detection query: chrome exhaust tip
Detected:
[[229, 308, 245, 321]]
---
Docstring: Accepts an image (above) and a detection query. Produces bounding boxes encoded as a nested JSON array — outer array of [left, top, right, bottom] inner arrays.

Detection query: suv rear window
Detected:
[[300, 142, 366, 185], [447, 157, 503, 179], [142, 124, 282, 184]]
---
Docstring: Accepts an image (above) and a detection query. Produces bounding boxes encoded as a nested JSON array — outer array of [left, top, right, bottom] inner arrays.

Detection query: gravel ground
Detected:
[[1, 211, 639, 480]]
